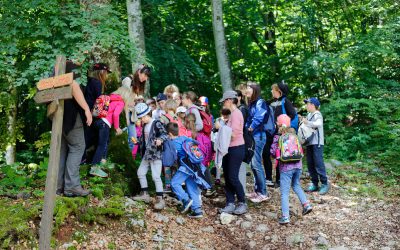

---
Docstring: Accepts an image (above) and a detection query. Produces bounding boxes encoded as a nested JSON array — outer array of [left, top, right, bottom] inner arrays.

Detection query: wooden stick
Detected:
[[39, 55, 66, 250]]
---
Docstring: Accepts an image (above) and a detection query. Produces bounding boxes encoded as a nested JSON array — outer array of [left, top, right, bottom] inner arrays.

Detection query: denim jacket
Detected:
[[245, 98, 268, 136]]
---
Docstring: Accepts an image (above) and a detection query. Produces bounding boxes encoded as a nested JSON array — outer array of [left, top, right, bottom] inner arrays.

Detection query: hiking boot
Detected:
[[245, 192, 258, 199], [180, 199, 193, 214], [302, 204, 313, 215], [64, 187, 91, 197], [132, 191, 151, 203], [154, 196, 165, 210], [250, 194, 270, 203], [233, 202, 248, 215], [90, 166, 108, 178], [319, 183, 330, 195], [278, 217, 290, 225], [266, 180, 275, 187], [204, 189, 215, 197], [56, 188, 64, 196], [306, 183, 319, 192], [188, 210, 203, 219], [219, 203, 235, 214]]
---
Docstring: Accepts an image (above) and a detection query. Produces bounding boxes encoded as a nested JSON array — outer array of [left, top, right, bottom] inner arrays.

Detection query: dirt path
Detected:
[[61, 182, 399, 250]]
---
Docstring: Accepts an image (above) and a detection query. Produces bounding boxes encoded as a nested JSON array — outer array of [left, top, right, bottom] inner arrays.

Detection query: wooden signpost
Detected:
[[35, 55, 72, 250]]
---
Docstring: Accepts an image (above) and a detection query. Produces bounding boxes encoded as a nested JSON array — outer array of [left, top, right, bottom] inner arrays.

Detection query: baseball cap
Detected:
[[156, 93, 167, 102], [92, 63, 112, 73], [176, 106, 187, 114], [304, 97, 321, 107]]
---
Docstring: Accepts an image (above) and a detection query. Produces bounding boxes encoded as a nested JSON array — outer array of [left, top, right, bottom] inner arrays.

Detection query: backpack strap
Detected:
[[281, 97, 287, 115]]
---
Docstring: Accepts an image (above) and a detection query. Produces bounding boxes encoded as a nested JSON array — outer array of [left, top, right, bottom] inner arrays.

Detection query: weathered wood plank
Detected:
[[39, 55, 66, 250], [36, 72, 73, 90], [34, 86, 72, 104]]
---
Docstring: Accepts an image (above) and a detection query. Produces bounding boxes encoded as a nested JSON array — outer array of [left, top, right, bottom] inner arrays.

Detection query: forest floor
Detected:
[[54, 166, 400, 250]]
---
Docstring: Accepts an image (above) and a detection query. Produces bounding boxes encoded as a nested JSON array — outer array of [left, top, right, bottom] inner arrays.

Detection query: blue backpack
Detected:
[[261, 100, 275, 137], [282, 97, 299, 132], [162, 139, 177, 167]]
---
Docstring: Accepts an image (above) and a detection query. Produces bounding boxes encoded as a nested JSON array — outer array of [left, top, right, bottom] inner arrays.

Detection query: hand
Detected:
[[155, 139, 162, 146], [248, 127, 253, 132], [115, 128, 123, 135], [215, 120, 221, 130], [84, 109, 92, 126], [302, 117, 308, 124]]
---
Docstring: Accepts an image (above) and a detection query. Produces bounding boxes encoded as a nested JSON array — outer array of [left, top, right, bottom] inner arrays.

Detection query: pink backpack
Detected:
[[277, 133, 303, 162], [196, 132, 212, 167]]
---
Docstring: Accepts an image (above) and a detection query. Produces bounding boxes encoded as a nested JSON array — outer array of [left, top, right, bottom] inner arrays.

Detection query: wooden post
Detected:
[[39, 55, 66, 250]]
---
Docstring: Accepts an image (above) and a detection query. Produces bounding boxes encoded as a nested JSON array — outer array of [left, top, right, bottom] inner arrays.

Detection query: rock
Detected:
[[220, 212, 235, 225], [263, 211, 277, 219], [317, 236, 329, 247], [271, 235, 279, 243], [62, 243, 74, 249], [124, 197, 136, 208], [240, 221, 252, 229], [328, 246, 349, 250], [201, 226, 215, 233], [380, 247, 391, 250], [330, 159, 343, 167], [256, 224, 269, 233], [176, 216, 185, 225], [186, 243, 197, 249], [249, 241, 257, 248], [286, 233, 304, 247], [154, 213, 169, 223], [152, 235, 164, 242], [244, 214, 252, 220], [325, 162, 334, 171], [246, 232, 254, 238], [265, 236, 271, 241]]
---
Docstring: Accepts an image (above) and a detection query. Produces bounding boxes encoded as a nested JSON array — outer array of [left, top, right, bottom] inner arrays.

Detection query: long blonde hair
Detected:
[[113, 86, 135, 109]]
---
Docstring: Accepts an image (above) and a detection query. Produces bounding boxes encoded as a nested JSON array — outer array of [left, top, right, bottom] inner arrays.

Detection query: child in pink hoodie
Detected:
[[90, 86, 134, 178]]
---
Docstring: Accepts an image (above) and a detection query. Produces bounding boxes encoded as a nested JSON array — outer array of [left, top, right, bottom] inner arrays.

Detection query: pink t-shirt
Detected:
[[227, 108, 244, 147]]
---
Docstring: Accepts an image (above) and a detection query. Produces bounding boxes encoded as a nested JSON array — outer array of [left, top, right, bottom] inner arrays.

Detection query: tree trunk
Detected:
[[126, 0, 149, 96], [5, 88, 17, 165], [211, 0, 233, 92]]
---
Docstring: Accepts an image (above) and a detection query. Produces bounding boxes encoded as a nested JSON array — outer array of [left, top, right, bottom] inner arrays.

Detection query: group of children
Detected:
[[78, 62, 328, 224]]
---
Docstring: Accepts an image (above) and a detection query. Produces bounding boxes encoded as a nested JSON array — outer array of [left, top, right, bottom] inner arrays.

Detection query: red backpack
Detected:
[[189, 107, 212, 137], [92, 95, 110, 118]]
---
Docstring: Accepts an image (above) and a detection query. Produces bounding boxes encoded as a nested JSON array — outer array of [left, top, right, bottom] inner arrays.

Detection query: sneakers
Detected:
[[215, 179, 221, 186], [266, 180, 275, 187], [219, 203, 235, 214], [90, 166, 108, 178], [306, 183, 319, 192], [319, 183, 330, 195], [64, 187, 91, 197], [154, 196, 165, 210], [250, 194, 270, 203], [132, 191, 151, 203], [233, 202, 248, 215], [245, 192, 258, 199], [204, 189, 216, 197], [278, 217, 290, 225], [188, 210, 203, 219], [302, 204, 313, 215], [180, 199, 193, 214]]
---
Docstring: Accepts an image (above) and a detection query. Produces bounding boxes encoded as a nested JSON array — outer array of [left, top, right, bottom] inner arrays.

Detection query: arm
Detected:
[[249, 100, 267, 130], [154, 121, 169, 145], [191, 108, 204, 131], [71, 81, 92, 126], [284, 98, 297, 120], [306, 113, 323, 129]]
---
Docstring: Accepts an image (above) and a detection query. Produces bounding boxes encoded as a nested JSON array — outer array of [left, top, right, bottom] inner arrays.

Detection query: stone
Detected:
[[328, 246, 349, 250], [154, 213, 169, 223], [249, 241, 257, 248], [265, 236, 271, 241], [256, 224, 269, 233], [330, 159, 343, 167], [286, 233, 304, 247], [152, 235, 164, 242], [201, 226, 215, 233], [263, 211, 277, 219], [124, 197, 136, 208], [317, 236, 329, 247], [240, 221, 252, 229], [186, 243, 197, 249], [271, 235, 279, 243], [244, 214, 253, 220], [176, 216, 185, 225], [246, 232, 254, 238], [220, 212, 235, 225]]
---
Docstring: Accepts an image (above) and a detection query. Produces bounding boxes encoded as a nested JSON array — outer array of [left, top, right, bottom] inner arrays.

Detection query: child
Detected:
[[152, 93, 167, 120], [176, 106, 191, 137], [270, 114, 312, 225], [167, 123, 211, 218], [303, 97, 329, 195], [133, 103, 169, 210], [90, 86, 132, 178]]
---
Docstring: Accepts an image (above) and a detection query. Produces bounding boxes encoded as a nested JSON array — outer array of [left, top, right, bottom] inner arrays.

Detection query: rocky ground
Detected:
[[58, 179, 400, 250]]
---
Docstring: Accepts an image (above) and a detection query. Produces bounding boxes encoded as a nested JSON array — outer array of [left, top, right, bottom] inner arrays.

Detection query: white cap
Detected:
[[176, 106, 187, 114]]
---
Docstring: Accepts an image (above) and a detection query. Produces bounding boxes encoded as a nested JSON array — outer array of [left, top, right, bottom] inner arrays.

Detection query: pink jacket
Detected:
[[104, 94, 125, 130]]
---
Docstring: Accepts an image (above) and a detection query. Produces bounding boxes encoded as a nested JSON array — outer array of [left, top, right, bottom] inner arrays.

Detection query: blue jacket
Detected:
[[245, 98, 268, 136]]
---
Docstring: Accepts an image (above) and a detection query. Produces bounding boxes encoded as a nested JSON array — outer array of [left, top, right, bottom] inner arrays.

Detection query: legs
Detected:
[[291, 169, 309, 205], [306, 145, 328, 186], [262, 134, 274, 182], [171, 171, 201, 213], [150, 159, 164, 195], [91, 119, 110, 165], [223, 145, 246, 204], [137, 159, 151, 190], [279, 170, 292, 218], [251, 133, 267, 196], [238, 162, 247, 194]]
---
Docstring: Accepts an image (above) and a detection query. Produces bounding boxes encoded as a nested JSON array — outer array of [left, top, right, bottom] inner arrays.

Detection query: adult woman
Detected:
[[131, 64, 151, 95], [219, 90, 247, 215], [263, 82, 297, 187], [245, 83, 269, 203]]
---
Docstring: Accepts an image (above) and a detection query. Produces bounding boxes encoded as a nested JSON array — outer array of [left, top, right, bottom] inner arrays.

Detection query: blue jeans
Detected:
[[127, 123, 136, 152], [171, 171, 202, 213], [92, 119, 110, 165], [306, 145, 328, 186], [251, 132, 267, 195], [280, 168, 308, 218]]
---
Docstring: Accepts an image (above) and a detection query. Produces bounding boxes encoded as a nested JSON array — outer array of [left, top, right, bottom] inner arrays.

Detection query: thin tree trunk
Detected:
[[126, 0, 149, 96], [5, 88, 17, 165], [211, 0, 233, 92]]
